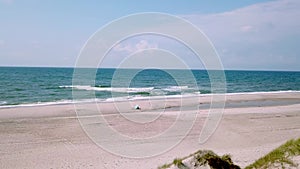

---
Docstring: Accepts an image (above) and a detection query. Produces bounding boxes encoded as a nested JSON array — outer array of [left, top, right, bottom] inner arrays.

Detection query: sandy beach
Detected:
[[0, 92, 299, 169]]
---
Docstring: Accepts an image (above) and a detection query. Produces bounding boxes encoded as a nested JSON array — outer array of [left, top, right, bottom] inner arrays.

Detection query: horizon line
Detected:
[[0, 65, 299, 72]]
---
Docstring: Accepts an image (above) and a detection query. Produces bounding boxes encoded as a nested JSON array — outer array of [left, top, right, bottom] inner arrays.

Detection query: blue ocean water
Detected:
[[0, 67, 299, 107]]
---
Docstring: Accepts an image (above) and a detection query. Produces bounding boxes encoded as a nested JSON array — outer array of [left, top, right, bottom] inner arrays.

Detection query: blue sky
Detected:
[[1, 0, 299, 71]]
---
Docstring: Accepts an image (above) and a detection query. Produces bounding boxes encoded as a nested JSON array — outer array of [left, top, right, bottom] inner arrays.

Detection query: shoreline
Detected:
[[1, 90, 299, 109], [0, 91, 299, 168]]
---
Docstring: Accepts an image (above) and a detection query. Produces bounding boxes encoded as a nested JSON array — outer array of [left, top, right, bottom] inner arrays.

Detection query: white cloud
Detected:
[[183, 0, 300, 70], [135, 40, 158, 51], [113, 43, 134, 53], [113, 40, 158, 53], [186, 0, 300, 40], [103, 0, 300, 70]]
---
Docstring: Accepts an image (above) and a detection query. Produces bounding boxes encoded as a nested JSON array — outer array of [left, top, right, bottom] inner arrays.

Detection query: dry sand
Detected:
[[0, 92, 299, 169]]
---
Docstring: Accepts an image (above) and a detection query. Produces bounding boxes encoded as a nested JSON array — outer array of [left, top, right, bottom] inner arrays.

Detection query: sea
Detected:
[[0, 67, 299, 107]]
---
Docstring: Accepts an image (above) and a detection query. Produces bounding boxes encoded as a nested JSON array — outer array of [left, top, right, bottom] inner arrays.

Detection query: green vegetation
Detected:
[[158, 150, 240, 169], [173, 158, 183, 166], [158, 138, 299, 169], [158, 157, 189, 169], [158, 163, 172, 169], [193, 150, 240, 169], [245, 138, 300, 169]]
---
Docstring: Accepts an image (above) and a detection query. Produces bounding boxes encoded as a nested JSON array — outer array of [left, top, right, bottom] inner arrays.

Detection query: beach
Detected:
[[0, 91, 299, 169], [2, 0, 300, 168]]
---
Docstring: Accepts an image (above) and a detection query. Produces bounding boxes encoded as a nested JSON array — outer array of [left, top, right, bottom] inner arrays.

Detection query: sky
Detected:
[[0, 0, 299, 71]]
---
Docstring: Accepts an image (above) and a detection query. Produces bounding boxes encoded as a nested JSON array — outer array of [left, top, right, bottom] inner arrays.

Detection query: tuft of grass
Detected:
[[158, 158, 186, 169], [193, 150, 241, 169], [157, 163, 172, 169], [173, 158, 183, 166], [245, 138, 300, 169], [158, 150, 240, 169]]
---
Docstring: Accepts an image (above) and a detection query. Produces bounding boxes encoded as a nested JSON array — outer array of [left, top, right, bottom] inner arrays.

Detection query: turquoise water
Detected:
[[0, 67, 299, 107]]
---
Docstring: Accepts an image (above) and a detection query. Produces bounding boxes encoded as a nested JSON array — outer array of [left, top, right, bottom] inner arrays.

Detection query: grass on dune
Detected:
[[158, 138, 300, 169], [245, 137, 300, 169], [158, 150, 240, 169]]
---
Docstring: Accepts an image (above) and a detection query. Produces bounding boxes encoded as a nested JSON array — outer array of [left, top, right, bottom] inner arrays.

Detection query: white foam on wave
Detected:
[[225, 90, 300, 96], [125, 92, 201, 101], [0, 101, 7, 105], [59, 85, 154, 93], [1, 90, 299, 109], [60, 85, 195, 93], [0, 98, 112, 109], [162, 86, 190, 92], [0, 100, 74, 109], [0, 93, 202, 109]]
